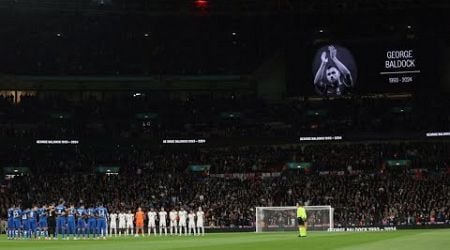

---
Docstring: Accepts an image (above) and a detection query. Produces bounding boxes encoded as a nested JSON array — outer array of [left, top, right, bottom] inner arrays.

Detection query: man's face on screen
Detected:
[[326, 67, 340, 84]]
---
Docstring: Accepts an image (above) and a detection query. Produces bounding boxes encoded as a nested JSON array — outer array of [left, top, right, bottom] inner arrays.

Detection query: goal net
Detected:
[[255, 206, 334, 232]]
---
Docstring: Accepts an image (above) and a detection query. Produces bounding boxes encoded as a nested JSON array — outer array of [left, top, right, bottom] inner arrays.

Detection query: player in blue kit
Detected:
[[38, 205, 49, 239], [87, 205, 97, 239], [96, 203, 108, 239], [76, 203, 87, 239], [96, 203, 109, 239], [67, 203, 77, 239], [7, 205, 15, 240], [13, 205, 22, 239], [55, 199, 67, 239], [21, 208, 30, 239], [28, 205, 39, 239]]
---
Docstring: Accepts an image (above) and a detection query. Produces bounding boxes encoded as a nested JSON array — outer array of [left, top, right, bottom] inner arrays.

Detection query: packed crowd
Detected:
[[0, 93, 448, 139], [1, 141, 449, 228]]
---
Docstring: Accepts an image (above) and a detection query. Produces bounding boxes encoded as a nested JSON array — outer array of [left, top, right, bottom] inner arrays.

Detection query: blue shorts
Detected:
[[56, 217, 66, 229], [77, 219, 86, 229], [22, 220, 29, 230], [13, 220, 21, 229], [96, 219, 106, 230], [88, 219, 97, 230], [8, 219, 14, 228], [28, 220, 37, 231], [39, 220, 48, 228], [67, 220, 76, 233]]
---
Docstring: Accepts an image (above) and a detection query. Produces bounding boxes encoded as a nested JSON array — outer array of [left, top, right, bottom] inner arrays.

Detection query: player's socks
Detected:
[[300, 227, 307, 237]]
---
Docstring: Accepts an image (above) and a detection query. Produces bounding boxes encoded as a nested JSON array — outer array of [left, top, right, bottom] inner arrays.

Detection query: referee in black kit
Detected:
[[48, 203, 56, 239]]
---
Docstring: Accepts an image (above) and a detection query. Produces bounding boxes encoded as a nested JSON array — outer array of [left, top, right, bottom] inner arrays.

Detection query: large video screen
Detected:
[[286, 38, 438, 96]]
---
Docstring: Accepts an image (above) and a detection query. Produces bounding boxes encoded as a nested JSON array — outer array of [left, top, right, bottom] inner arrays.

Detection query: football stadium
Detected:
[[0, 1, 449, 250]]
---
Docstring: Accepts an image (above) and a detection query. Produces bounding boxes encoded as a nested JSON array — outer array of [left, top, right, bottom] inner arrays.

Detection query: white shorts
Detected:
[[119, 221, 126, 229], [127, 222, 134, 228], [179, 220, 186, 227], [159, 221, 166, 227], [148, 221, 156, 228], [196, 221, 203, 227], [170, 220, 177, 227], [110, 223, 117, 229], [188, 222, 195, 228]]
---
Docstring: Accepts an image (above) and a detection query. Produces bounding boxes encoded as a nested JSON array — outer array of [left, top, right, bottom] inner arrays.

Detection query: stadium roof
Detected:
[[1, 0, 449, 16]]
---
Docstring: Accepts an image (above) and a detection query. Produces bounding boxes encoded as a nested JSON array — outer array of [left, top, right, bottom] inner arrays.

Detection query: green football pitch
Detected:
[[1, 230, 450, 250]]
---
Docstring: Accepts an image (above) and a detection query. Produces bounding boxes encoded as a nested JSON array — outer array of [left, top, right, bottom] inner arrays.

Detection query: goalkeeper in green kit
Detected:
[[296, 201, 307, 237]]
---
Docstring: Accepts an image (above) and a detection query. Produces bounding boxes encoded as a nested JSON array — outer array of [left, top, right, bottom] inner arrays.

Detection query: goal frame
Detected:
[[255, 206, 334, 233]]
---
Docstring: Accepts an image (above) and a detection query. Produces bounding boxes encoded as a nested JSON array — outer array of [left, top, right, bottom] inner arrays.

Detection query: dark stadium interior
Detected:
[[0, 0, 449, 234]]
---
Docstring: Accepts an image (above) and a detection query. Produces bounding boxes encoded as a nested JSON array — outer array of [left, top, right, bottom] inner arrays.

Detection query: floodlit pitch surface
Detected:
[[1, 230, 450, 250]]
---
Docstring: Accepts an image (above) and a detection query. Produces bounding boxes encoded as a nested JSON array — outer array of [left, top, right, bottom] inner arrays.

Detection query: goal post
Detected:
[[255, 206, 334, 233]]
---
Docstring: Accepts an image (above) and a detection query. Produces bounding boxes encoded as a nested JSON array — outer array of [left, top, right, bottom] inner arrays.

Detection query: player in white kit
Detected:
[[109, 211, 118, 237], [169, 208, 178, 236], [147, 208, 157, 236], [126, 210, 134, 236], [196, 207, 205, 236], [188, 210, 197, 236], [118, 211, 126, 236], [158, 207, 168, 236], [178, 207, 187, 236]]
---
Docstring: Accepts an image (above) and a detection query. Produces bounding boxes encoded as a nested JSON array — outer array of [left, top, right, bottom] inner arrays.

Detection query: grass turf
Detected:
[[1, 229, 450, 250]]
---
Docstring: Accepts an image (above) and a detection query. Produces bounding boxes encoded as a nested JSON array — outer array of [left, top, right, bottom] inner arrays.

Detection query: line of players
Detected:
[[110, 207, 205, 237], [7, 201, 205, 240], [6, 200, 109, 240]]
